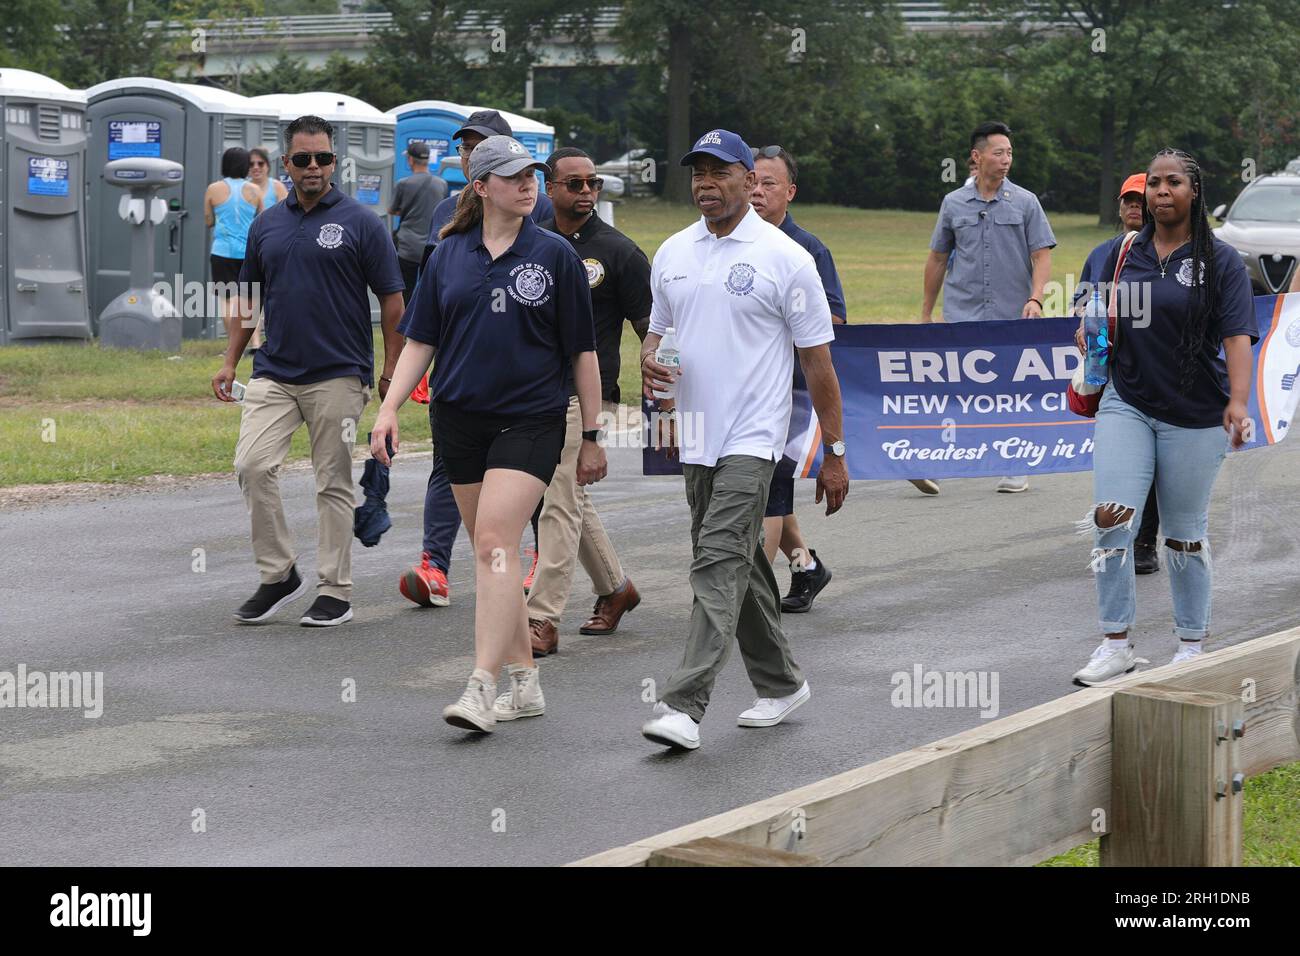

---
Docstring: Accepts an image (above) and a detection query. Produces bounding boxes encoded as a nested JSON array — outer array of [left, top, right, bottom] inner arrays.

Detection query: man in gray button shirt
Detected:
[[389, 140, 448, 303], [921, 121, 1056, 492]]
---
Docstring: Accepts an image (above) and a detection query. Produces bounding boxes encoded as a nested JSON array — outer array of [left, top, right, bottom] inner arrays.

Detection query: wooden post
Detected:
[[647, 838, 819, 867], [1101, 683, 1244, 867]]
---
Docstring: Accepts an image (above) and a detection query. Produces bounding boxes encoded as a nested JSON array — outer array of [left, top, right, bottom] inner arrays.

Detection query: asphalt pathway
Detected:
[[1, 435, 1297, 865]]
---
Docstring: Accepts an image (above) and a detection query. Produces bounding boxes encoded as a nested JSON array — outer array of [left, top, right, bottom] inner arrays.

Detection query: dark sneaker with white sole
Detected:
[[781, 550, 831, 613], [300, 595, 353, 627], [234, 566, 309, 624]]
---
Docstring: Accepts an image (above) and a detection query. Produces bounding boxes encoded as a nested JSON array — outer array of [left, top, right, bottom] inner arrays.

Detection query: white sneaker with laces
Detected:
[[641, 700, 700, 750], [738, 681, 811, 727], [996, 475, 1030, 493], [1169, 642, 1204, 665], [493, 663, 545, 720], [1072, 642, 1137, 686], [443, 670, 497, 732]]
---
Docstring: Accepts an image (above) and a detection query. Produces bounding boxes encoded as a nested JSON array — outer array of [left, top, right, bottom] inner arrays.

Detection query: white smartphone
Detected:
[[230, 380, 247, 403]]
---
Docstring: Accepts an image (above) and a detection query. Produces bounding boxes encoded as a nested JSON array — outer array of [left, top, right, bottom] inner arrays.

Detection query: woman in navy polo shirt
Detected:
[[1072, 148, 1257, 686], [371, 135, 606, 734]]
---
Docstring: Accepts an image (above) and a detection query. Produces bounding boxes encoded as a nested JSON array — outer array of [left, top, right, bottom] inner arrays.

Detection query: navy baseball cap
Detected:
[[679, 129, 754, 170], [454, 109, 513, 140]]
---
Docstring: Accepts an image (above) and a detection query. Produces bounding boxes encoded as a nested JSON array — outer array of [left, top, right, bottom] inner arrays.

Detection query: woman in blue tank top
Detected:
[[205, 147, 262, 338], [249, 147, 288, 210]]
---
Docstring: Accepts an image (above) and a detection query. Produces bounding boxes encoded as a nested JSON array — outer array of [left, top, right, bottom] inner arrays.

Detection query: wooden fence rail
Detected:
[[571, 627, 1300, 867]]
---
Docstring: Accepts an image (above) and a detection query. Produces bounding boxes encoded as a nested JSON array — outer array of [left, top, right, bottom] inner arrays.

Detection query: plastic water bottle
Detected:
[[652, 327, 680, 399], [1084, 290, 1109, 387]]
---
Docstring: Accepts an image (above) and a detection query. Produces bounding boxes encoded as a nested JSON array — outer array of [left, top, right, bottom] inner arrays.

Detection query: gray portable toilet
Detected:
[[0, 68, 91, 345], [85, 78, 281, 338], [249, 92, 395, 225]]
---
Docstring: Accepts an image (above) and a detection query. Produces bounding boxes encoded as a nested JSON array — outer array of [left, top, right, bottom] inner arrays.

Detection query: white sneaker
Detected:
[[1072, 642, 1137, 686], [493, 663, 545, 720], [641, 700, 700, 750], [1169, 642, 1204, 665], [996, 475, 1030, 493], [738, 681, 811, 727], [443, 670, 496, 732]]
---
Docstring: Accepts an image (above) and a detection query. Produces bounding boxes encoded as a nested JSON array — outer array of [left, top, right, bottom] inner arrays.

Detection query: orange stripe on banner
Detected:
[[876, 420, 1094, 430], [801, 423, 822, 477], [1256, 294, 1288, 445]]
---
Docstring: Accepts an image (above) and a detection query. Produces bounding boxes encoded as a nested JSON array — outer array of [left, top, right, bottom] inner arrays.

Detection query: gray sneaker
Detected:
[[443, 671, 497, 732], [493, 663, 545, 720], [1072, 642, 1137, 686]]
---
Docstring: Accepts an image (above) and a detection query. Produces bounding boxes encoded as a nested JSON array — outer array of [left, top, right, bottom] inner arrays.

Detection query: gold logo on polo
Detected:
[[583, 258, 606, 288]]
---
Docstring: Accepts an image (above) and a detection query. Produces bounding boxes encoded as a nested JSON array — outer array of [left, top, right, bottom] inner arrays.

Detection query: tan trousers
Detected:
[[234, 375, 369, 601], [526, 396, 624, 625]]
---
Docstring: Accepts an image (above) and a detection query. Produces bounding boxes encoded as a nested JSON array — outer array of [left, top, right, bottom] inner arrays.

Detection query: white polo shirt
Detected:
[[649, 205, 834, 467]]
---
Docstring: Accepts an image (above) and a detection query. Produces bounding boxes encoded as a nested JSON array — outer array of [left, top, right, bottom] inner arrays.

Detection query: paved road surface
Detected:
[[2, 436, 1296, 865]]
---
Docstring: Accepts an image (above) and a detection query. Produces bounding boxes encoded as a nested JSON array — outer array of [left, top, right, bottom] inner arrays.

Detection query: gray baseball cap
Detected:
[[468, 135, 547, 182]]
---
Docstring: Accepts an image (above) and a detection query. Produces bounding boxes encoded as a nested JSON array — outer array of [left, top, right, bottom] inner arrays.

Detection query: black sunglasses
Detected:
[[558, 176, 604, 193], [288, 151, 336, 168]]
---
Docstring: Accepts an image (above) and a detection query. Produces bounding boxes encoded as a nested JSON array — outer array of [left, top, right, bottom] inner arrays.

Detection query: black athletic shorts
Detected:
[[432, 401, 565, 486], [210, 255, 243, 285], [764, 455, 798, 518]]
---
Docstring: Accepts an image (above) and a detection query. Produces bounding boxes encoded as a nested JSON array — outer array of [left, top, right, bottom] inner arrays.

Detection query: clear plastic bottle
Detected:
[[652, 327, 680, 399], [1084, 289, 1109, 387]]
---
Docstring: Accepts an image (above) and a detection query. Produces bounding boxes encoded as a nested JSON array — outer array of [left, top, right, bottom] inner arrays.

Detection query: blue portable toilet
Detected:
[[388, 101, 554, 194]]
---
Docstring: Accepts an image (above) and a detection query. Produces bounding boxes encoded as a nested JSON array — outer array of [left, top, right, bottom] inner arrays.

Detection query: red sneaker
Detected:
[[399, 553, 449, 608], [522, 547, 538, 594]]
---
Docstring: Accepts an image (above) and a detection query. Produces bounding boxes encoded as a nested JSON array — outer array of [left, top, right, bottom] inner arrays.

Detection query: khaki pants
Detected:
[[526, 396, 624, 625], [233, 375, 369, 601], [660, 454, 803, 721]]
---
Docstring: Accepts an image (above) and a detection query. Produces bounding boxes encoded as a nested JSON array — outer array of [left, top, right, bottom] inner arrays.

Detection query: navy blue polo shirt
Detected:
[[778, 213, 846, 320], [399, 216, 595, 417], [1072, 234, 1125, 310], [240, 186, 404, 386], [421, 191, 553, 267], [778, 212, 845, 389], [1104, 223, 1257, 428]]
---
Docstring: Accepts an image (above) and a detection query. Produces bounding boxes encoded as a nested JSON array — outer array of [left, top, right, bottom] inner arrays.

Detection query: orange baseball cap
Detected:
[[1118, 173, 1146, 199]]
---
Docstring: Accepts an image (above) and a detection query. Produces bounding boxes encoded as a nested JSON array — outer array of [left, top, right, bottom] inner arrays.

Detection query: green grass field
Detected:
[[1039, 761, 1300, 866], [0, 199, 1143, 487]]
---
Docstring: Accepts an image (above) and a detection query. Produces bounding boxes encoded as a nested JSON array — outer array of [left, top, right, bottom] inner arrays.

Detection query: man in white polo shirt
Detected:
[[639, 128, 849, 751]]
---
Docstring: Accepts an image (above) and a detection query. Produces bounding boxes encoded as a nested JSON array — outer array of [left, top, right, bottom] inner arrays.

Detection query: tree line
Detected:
[[4, 0, 1298, 221]]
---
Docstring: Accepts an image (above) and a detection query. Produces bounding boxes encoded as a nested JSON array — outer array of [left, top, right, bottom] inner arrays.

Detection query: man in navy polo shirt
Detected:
[[748, 144, 845, 616], [397, 108, 554, 609], [212, 114, 406, 627]]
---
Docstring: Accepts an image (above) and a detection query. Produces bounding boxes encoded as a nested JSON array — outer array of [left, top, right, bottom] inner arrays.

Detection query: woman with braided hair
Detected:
[[1071, 148, 1258, 686]]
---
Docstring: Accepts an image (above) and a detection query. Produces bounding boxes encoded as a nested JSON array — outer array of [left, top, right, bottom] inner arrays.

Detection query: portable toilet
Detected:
[[85, 78, 281, 338], [0, 68, 91, 345], [388, 101, 554, 194], [249, 92, 395, 223]]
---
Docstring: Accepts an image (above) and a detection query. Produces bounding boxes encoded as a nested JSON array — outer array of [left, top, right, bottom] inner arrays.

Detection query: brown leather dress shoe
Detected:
[[579, 578, 641, 635], [529, 617, 558, 657]]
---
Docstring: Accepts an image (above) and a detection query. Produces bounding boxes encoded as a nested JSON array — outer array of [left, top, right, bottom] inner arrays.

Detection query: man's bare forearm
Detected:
[[798, 343, 844, 443], [378, 292, 405, 377]]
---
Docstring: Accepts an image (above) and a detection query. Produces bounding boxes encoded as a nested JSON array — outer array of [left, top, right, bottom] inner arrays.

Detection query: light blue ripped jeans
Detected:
[[1082, 387, 1228, 640]]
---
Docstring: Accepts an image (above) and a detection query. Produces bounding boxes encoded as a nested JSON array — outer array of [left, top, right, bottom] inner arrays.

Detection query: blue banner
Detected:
[[642, 294, 1300, 479]]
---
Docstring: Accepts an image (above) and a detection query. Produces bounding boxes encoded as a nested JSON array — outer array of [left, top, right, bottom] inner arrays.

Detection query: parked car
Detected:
[[597, 148, 652, 197], [1212, 173, 1300, 294]]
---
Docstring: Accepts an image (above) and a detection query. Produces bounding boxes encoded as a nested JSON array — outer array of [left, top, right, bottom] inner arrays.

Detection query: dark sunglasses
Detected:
[[288, 151, 335, 168], [558, 176, 603, 193]]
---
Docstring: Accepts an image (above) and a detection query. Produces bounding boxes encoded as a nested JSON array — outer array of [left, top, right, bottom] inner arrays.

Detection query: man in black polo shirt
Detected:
[[212, 114, 407, 627], [523, 147, 651, 655]]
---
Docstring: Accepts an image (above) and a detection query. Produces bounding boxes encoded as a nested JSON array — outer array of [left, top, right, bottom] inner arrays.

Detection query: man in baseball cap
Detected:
[[679, 128, 755, 170], [389, 140, 448, 303]]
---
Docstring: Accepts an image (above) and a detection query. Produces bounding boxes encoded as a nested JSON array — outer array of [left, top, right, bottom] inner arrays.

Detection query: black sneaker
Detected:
[[300, 595, 353, 627], [235, 566, 309, 624], [781, 550, 832, 614], [1134, 544, 1160, 575]]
